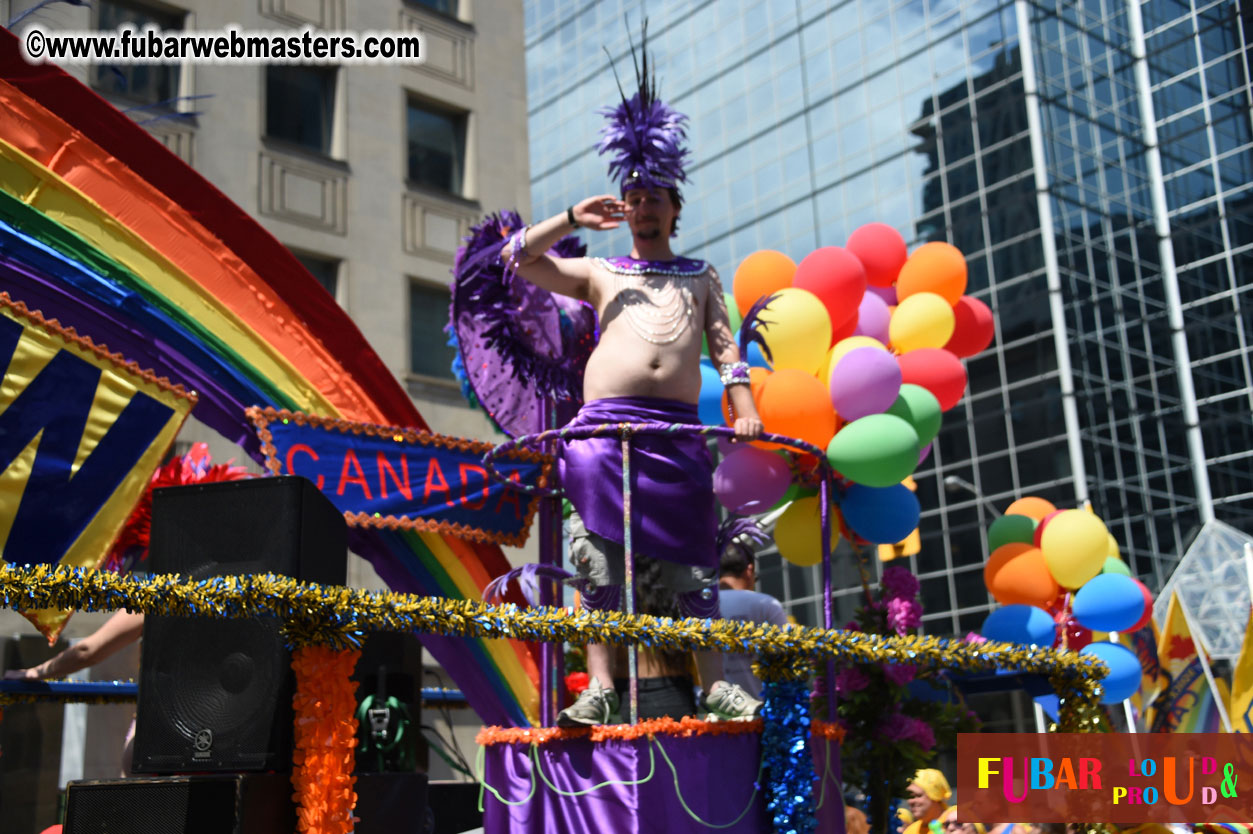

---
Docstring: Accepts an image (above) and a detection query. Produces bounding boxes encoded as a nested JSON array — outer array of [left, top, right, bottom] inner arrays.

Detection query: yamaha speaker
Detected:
[[133, 476, 346, 774], [64, 773, 293, 834]]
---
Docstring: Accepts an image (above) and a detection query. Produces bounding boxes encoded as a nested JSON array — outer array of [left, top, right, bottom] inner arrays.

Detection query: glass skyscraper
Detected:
[[523, 0, 1253, 637]]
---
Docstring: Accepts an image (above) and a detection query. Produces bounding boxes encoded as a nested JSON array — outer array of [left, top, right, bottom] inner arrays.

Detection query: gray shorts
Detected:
[[569, 512, 718, 618]]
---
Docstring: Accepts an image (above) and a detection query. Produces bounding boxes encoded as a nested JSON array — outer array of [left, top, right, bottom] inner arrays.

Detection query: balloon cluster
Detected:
[[700, 225, 996, 565], [978, 497, 1152, 704]]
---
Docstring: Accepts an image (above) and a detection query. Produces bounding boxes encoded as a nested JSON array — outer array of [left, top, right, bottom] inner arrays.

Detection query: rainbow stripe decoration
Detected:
[[0, 32, 536, 726]]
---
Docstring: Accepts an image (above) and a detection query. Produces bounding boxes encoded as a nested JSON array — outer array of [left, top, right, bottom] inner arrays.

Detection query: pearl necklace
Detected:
[[612, 271, 696, 344]]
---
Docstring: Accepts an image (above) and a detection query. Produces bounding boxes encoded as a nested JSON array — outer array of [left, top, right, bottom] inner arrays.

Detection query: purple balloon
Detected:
[[829, 347, 903, 420], [867, 284, 897, 306], [917, 441, 933, 465], [714, 447, 792, 513], [853, 292, 891, 343]]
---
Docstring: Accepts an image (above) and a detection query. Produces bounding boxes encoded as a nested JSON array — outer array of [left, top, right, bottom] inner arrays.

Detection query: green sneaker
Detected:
[[556, 676, 621, 727], [701, 681, 762, 722]]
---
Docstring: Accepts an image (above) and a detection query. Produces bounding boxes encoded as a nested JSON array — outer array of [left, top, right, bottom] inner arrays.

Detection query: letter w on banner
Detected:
[[246, 407, 553, 546], [0, 294, 196, 641]]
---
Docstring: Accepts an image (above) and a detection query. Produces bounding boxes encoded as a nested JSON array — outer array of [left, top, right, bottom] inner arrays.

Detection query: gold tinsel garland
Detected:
[[0, 564, 1107, 731]]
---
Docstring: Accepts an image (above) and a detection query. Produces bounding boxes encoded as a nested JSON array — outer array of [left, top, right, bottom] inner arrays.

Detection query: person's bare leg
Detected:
[[695, 650, 724, 691], [587, 642, 614, 685]]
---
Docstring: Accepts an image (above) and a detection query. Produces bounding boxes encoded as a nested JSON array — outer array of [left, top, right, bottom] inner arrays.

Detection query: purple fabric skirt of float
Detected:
[[480, 731, 847, 834], [560, 396, 717, 570]]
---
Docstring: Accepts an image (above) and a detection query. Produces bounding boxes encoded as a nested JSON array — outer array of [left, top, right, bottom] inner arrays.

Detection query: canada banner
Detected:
[[246, 407, 553, 547]]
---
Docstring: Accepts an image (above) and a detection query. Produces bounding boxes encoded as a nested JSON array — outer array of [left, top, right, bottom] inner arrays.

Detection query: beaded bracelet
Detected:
[[505, 225, 530, 274], [719, 361, 751, 386]]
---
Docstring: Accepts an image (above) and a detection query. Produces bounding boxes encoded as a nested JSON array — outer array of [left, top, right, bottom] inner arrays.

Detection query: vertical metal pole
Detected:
[[622, 429, 638, 724], [537, 399, 560, 726], [820, 474, 835, 721]]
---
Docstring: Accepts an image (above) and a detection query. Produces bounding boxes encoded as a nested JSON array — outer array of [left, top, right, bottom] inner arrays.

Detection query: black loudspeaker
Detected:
[[354, 772, 430, 834], [64, 773, 294, 834], [427, 781, 483, 834], [352, 630, 425, 773], [133, 476, 346, 774]]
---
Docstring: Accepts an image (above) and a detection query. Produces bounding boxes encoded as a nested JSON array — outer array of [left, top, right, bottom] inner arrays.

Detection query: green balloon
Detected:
[[1101, 556, 1132, 576], [885, 384, 942, 447], [826, 414, 919, 487], [771, 482, 817, 511], [987, 514, 1036, 551]]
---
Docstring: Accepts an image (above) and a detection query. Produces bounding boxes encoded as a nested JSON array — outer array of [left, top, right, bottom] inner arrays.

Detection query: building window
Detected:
[[407, 99, 466, 195], [409, 281, 456, 379], [293, 252, 340, 299], [93, 0, 184, 106], [266, 66, 337, 156], [406, 0, 457, 16]]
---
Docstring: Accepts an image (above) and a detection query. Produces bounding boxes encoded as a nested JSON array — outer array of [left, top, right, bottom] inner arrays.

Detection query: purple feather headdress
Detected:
[[738, 293, 779, 365], [597, 20, 690, 197], [716, 515, 770, 559]]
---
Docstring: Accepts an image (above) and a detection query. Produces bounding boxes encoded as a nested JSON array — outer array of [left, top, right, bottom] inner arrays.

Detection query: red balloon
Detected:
[[1127, 579, 1154, 632], [792, 247, 867, 342], [1032, 509, 1065, 549], [1055, 617, 1093, 651], [897, 348, 968, 411], [831, 310, 858, 343], [846, 223, 907, 288], [943, 296, 996, 358]]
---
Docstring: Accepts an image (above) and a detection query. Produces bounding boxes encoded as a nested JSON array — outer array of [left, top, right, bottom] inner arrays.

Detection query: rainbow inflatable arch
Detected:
[[0, 30, 537, 727]]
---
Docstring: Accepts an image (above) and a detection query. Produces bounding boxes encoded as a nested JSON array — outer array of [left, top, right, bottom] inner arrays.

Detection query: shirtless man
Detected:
[[503, 185, 765, 725]]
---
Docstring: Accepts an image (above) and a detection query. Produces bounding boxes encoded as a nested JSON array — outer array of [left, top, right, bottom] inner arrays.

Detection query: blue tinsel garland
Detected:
[[760, 678, 817, 834]]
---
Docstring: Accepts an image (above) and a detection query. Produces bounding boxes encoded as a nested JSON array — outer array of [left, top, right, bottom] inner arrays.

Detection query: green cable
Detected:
[[652, 736, 763, 830], [528, 740, 656, 797], [813, 736, 838, 811]]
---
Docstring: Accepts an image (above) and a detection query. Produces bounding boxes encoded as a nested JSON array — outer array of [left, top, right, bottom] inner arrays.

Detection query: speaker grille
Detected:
[[134, 477, 345, 774]]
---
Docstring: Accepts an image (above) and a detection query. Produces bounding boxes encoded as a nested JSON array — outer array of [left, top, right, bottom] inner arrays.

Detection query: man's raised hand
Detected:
[[733, 416, 764, 443], [573, 195, 627, 230]]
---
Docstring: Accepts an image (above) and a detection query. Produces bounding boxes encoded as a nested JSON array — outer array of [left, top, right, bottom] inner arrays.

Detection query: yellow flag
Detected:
[[1230, 609, 1253, 733]]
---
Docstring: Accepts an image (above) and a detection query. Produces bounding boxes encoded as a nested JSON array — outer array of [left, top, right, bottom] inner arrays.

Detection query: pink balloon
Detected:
[[846, 222, 907, 288], [867, 285, 897, 306], [714, 447, 792, 513], [829, 347, 903, 420], [853, 292, 891, 344]]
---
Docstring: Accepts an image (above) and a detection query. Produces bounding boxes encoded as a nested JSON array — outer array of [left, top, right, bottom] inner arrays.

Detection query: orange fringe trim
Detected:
[[811, 720, 847, 743], [477, 716, 848, 747], [246, 407, 552, 547], [292, 646, 361, 834], [477, 716, 766, 746], [0, 293, 197, 404]]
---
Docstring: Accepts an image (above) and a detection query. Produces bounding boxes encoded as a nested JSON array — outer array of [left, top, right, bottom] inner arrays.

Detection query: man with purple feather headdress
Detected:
[[502, 25, 764, 727]]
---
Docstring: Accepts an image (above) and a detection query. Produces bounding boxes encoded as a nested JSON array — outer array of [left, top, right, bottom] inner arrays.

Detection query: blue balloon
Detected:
[[981, 605, 1057, 646], [1072, 573, 1146, 633], [1080, 642, 1141, 704], [747, 341, 772, 369], [839, 483, 920, 544], [698, 359, 724, 426]]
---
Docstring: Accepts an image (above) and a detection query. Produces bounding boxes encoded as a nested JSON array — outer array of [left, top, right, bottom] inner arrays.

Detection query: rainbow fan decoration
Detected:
[[0, 31, 536, 726]]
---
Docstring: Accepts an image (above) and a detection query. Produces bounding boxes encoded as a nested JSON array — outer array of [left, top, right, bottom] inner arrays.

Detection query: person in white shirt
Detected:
[[717, 528, 788, 699]]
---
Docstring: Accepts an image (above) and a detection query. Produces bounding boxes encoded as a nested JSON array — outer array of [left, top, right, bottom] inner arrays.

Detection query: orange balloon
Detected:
[[984, 543, 1059, 608], [733, 250, 797, 317], [1004, 496, 1058, 521], [896, 242, 968, 305], [756, 368, 837, 451]]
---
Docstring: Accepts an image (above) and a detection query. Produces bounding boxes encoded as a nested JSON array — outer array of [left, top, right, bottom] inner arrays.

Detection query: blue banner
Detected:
[[248, 407, 550, 546]]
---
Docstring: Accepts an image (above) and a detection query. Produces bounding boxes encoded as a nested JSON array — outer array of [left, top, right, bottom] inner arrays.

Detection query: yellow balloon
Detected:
[[757, 288, 833, 375], [889, 292, 956, 352], [1040, 509, 1109, 588], [1106, 533, 1120, 560], [775, 496, 840, 567], [826, 336, 889, 387]]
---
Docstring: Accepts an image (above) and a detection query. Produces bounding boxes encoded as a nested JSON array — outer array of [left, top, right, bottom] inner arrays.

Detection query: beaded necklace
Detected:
[[594, 256, 709, 345]]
